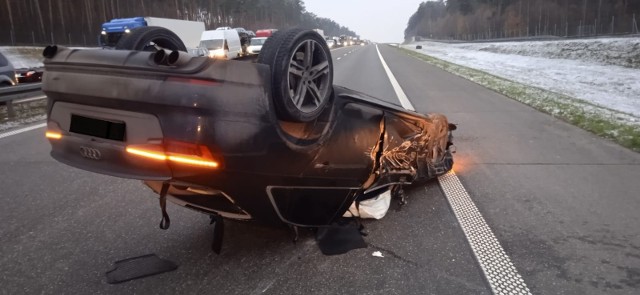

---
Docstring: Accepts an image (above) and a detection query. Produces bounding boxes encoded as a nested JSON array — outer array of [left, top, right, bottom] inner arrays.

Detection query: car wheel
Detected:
[[258, 28, 334, 122], [115, 26, 187, 52]]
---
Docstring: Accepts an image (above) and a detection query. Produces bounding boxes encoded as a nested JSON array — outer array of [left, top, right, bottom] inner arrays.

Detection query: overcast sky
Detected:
[[303, 0, 424, 43]]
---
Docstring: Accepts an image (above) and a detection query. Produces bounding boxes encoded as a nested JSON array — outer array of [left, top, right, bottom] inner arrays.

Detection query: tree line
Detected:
[[0, 0, 358, 46], [405, 0, 640, 40]]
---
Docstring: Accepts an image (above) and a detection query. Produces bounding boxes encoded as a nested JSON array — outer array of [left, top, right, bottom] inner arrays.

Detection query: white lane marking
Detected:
[[376, 44, 532, 295], [344, 53, 348, 56], [374, 45, 415, 111], [438, 172, 531, 295], [337, 57, 341, 60], [0, 122, 47, 140]]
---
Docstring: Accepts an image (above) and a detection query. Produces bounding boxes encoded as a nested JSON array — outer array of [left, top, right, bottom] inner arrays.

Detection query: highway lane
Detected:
[[377, 44, 640, 294], [1, 43, 639, 294], [332, 45, 397, 104]]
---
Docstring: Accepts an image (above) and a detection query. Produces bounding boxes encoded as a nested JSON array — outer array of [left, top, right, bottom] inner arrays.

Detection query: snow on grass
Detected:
[[398, 44, 640, 151], [454, 37, 640, 69], [0, 46, 44, 69], [0, 99, 47, 132], [404, 39, 640, 119]]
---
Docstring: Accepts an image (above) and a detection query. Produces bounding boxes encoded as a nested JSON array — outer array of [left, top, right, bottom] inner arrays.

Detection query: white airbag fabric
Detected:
[[343, 189, 391, 219]]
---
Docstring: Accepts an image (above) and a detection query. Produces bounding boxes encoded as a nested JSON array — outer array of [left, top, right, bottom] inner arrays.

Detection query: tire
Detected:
[[258, 28, 334, 122], [115, 26, 187, 52]]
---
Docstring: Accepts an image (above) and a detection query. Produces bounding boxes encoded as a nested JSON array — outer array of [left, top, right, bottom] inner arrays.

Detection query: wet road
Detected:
[[1, 44, 639, 294]]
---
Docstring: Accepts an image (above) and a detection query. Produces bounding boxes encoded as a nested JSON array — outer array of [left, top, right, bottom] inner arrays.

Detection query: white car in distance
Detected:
[[246, 37, 267, 55]]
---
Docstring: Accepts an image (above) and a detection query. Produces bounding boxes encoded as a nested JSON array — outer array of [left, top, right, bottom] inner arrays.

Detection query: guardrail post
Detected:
[[0, 83, 45, 120], [6, 100, 15, 119]]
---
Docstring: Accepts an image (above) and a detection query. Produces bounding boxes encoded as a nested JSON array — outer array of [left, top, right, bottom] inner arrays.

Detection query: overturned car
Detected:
[[42, 28, 454, 251]]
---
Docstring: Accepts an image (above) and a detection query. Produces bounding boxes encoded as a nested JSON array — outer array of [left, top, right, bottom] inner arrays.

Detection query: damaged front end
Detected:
[[365, 111, 455, 194]]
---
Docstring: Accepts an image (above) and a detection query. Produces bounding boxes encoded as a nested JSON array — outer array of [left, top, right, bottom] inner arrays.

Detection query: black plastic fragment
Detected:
[[315, 218, 367, 255], [159, 182, 170, 230], [210, 214, 224, 254], [105, 254, 178, 284]]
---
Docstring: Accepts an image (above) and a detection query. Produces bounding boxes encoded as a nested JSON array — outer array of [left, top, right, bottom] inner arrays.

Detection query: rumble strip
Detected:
[[376, 45, 531, 295]]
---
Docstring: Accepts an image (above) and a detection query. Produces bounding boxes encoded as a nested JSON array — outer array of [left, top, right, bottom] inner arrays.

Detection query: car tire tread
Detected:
[[258, 28, 334, 122]]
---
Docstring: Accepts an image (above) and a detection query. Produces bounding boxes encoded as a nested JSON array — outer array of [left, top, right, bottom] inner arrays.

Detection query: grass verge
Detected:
[[398, 46, 640, 152], [0, 100, 47, 132]]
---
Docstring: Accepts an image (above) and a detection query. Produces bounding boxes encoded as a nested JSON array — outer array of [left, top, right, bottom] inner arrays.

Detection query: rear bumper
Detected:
[[47, 102, 172, 180], [43, 47, 277, 177]]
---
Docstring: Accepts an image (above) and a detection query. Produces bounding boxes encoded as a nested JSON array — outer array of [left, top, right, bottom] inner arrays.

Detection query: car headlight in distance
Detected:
[[209, 50, 226, 59], [124, 29, 131, 34], [101, 30, 107, 35]]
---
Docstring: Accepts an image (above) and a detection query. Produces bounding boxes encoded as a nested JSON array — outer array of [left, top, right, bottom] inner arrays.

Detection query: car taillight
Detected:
[[166, 76, 220, 86], [126, 140, 220, 169], [45, 131, 62, 139]]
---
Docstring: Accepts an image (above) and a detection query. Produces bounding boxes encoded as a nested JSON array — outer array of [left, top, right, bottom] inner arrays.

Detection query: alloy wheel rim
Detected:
[[287, 39, 331, 113]]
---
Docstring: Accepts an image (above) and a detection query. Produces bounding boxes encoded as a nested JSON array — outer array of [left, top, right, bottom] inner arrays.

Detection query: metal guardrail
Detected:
[[0, 83, 44, 118]]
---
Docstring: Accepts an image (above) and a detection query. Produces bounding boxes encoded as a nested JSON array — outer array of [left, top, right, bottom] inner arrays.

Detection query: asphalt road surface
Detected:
[[1, 44, 639, 294]]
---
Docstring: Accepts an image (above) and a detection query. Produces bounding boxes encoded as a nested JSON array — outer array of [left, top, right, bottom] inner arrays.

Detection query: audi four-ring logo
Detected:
[[79, 146, 102, 160]]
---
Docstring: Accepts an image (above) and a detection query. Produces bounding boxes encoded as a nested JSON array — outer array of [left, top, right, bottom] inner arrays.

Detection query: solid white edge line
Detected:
[[376, 44, 531, 294], [374, 45, 415, 111], [0, 122, 47, 140]]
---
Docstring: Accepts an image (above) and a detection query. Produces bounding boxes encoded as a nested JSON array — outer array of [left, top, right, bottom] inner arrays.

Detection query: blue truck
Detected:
[[99, 17, 205, 50]]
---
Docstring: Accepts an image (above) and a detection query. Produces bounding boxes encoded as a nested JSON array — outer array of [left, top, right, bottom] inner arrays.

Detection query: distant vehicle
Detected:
[[340, 35, 356, 46], [216, 26, 233, 30], [16, 68, 43, 83], [234, 27, 248, 34], [246, 30, 256, 38], [0, 52, 17, 87], [326, 39, 336, 48], [188, 47, 210, 57], [200, 29, 242, 59], [233, 27, 251, 51], [256, 29, 278, 38], [99, 17, 205, 51], [313, 29, 325, 38], [246, 37, 267, 55]]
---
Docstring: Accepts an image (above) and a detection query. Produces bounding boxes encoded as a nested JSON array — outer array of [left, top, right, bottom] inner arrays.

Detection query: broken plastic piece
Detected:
[[158, 182, 170, 230], [209, 214, 224, 254], [105, 254, 178, 284], [316, 218, 367, 255]]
